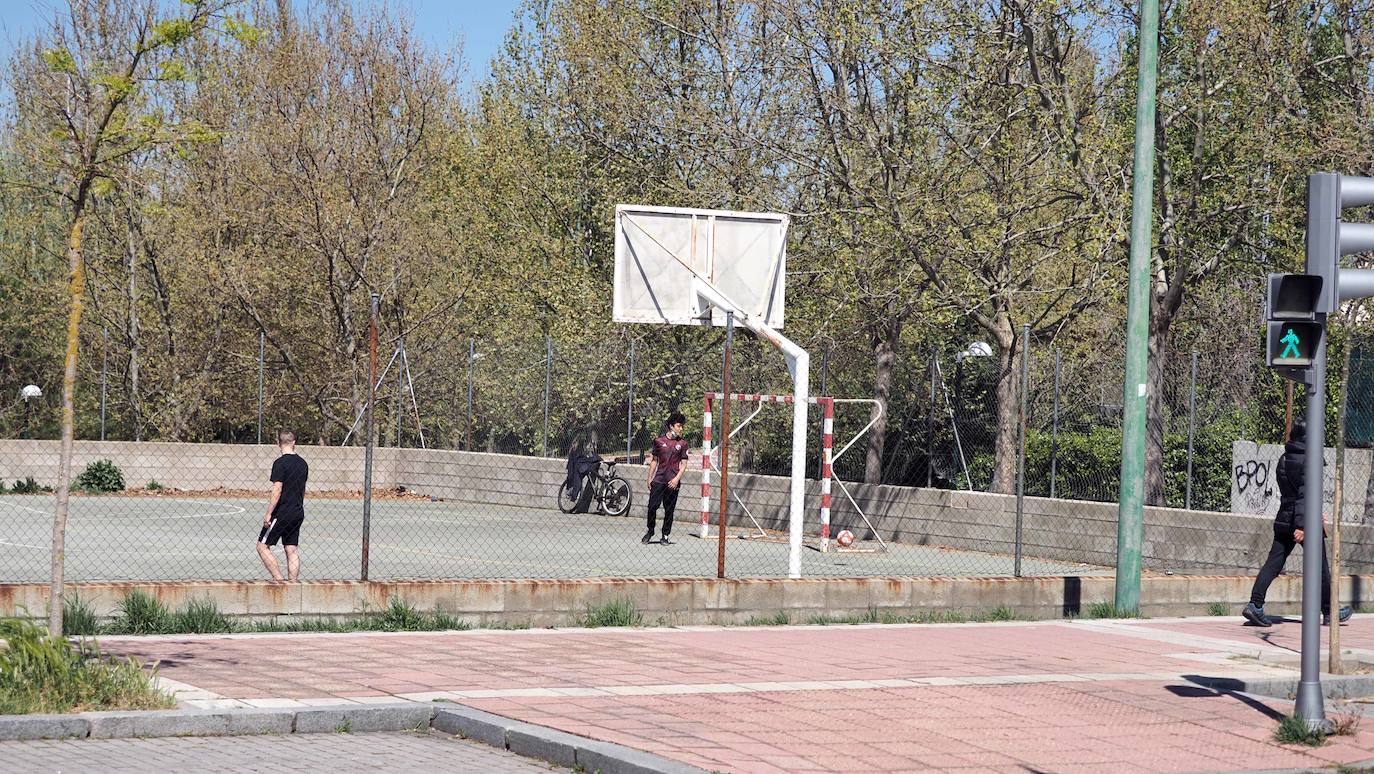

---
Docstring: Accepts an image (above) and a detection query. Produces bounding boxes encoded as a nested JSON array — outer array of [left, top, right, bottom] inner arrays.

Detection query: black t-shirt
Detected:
[[270, 454, 309, 520]]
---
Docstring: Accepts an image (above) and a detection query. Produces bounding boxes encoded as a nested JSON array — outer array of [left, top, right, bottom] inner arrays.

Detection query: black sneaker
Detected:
[[659, 535, 674, 545], [1242, 602, 1272, 627], [641, 531, 654, 544]]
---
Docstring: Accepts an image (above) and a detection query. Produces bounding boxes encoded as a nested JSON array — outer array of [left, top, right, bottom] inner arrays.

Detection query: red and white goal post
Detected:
[[699, 392, 887, 552]]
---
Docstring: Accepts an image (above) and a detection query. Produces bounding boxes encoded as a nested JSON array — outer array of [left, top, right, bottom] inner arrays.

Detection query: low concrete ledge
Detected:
[[0, 703, 707, 774], [4, 574, 1374, 626]]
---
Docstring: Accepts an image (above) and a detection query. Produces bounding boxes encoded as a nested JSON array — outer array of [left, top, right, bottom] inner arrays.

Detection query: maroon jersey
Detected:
[[651, 434, 689, 484]]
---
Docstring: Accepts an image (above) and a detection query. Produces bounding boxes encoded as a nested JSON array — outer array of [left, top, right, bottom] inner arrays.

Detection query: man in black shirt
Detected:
[[257, 430, 309, 581]]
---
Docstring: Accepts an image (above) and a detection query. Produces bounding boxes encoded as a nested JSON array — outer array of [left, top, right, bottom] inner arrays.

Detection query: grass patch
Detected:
[[0, 617, 172, 715], [806, 609, 970, 626], [1082, 602, 1141, 619], [175, 598, 238, 634], [110, 590, 173, 635], [1274, 714, 1327, 747], [1207, 601, 1230, 617], [745, 611, 790, 626], [973, 606, 1016, 622], [580, 598, 642, 628], [145, 480, 165, 491], [378, 597, 427, 631], [63, 594, 100, 637], [10, 477, 51, 494]]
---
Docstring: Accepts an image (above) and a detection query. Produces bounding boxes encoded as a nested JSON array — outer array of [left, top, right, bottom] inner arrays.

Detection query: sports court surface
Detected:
[[0, 493, 1108, 582]]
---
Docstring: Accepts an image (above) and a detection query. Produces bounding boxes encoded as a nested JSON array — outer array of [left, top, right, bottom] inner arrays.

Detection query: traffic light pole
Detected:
[[1115, 0, 1160, 615]]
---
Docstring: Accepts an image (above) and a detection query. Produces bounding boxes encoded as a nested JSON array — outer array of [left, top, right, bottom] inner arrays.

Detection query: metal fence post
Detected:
[[543, 336, 552, 457], [1015, 324, 1030, 578], [1185, 350, 1198, 510], [1050, 349, 1060, 498], [394, 343, 403, 448], [820, 346, 830, 396], [257, 330, 265, 444], [627, 339, 636, 462], [362, 292, 379, 581], [926, 356, 936, 488], [466, 337, 475, 452], [100, 327, 108, 441], [719, 312, 735, 579]]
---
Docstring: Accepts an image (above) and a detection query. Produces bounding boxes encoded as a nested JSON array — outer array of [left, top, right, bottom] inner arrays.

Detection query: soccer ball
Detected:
[[836, 529, 855, 547]]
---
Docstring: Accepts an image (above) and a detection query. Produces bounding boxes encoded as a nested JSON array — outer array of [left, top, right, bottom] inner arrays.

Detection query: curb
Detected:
[[0, 702, 708, 774], [1188, 673, 1374, 703]]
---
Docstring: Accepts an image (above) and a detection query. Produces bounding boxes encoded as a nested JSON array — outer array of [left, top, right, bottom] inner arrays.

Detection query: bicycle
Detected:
[[556, 459, 633, 517]]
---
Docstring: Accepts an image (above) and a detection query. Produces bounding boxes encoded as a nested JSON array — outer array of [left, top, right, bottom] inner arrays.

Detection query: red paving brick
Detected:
[[95, 617, 1374, 772]]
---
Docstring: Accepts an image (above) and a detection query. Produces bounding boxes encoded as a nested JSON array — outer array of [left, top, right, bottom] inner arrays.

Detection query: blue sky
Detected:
[[0, 0, 526, 92]]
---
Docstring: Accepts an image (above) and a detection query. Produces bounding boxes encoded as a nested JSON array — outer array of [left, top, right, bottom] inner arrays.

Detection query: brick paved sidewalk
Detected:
[[0, 730, 558, 773], [93, 617, 1374, 773]]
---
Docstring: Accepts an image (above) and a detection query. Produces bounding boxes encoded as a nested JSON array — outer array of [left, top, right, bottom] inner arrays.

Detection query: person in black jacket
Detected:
[[1243, 419, 1353, 626]]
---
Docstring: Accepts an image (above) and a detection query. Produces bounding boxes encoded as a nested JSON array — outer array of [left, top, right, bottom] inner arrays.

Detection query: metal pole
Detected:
[[100, 327, 107, 441], [1115, 0, 1160, 616], [1185, 350, 1198, 509], [820, 346, 830, 396], [543, 336, 552, 457], [1015, 324, 1029, 577], [719, 312, 734, 579], [1296, 172, 1338, 730], [466, 337, 475, 451], [1298, 337, 1328, 726], [1331, 341, 1352, 675], [362, 293, 379, 581], [394, 345, 402, 448], [257, 330, 265, 444], [927, 356, 936, 488], [1050, 349, 1060, 498], [627, 339, 636, 462]]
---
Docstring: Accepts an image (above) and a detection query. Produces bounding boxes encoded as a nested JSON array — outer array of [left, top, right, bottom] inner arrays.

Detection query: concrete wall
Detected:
[[3, 574, 1372, 625], [6, 440, 1374, 574]]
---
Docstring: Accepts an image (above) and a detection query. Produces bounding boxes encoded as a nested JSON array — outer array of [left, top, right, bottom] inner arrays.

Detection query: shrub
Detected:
[[73, 460, 124, 493], [110, 590, 172, 635], [145, 480, 165, 491], [0, 617, 171, 714], [1274, 714, 1326, 747]]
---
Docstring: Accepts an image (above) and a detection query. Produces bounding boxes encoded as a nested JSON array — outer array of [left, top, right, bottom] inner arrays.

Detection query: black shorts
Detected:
[[258, 516, 303, 547]]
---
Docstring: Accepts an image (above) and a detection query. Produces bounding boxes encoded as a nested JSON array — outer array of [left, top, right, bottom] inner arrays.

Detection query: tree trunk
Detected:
[[126, 219, 140, 442], [864, 321, 902, 484], [990, 323, 1020, 495], [1143, 326, 1170, 505], [49, 215, 86, 638]]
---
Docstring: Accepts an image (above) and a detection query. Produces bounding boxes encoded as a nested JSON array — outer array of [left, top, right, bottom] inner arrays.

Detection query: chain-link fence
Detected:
[[5, 324, 1374, 583]]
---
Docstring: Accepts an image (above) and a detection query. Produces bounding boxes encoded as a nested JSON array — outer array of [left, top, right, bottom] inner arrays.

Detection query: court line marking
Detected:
[[0, 497, 246, 521]]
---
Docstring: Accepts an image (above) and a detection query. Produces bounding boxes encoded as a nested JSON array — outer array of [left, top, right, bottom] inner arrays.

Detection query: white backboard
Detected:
[[613, 204, 788, 328]]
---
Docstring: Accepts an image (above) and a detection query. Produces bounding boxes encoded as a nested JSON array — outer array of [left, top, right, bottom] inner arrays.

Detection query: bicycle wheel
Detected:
[[556, 482, 579, 513], [602, 477, 632, 517]]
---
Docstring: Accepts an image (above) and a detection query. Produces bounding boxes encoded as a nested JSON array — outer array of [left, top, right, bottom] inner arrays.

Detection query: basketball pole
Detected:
[[692, 281, 808, 578]]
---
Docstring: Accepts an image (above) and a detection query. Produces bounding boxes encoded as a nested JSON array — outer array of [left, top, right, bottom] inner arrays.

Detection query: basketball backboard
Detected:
[[613, 204, 788, 328]]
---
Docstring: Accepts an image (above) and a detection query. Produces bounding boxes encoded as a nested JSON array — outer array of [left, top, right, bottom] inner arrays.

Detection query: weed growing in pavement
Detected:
[[745, 611, 790, 626], [1082, 602, 1142, 619], [973, 606, 1016, 622], [1331, 706, 1363, 737], [1207, 602, 1230, 617], [1274, 714, 1327, 747], [579, 598, 643, 628]]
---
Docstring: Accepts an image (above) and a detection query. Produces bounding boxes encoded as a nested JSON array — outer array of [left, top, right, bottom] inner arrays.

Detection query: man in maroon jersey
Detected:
[[643, 412, 689, 544]]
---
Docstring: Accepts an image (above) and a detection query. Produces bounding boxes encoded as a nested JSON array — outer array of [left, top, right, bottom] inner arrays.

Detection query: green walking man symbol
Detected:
[[1281, 327, 1301, 359]]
